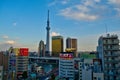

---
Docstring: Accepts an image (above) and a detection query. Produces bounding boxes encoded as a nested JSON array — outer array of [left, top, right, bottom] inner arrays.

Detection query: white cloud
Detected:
[[108, 0, 120, 16], [58, 0, 109, 21], [114, 8, 120, 16], [59, 6, 99, 21], [94, 0, 101, 3], [75, 5, 90, 12], [51, 32, 60, 36], [83, 0, 94, 6], [58, 0, 120, 21], [5, 40, 15, 44], [48, 0, 57, 6], [109, 0, 120, 5], [61, 0, 69, 4], [48, 0, 69, 6], [2, 35, 9, 39], [13, 22, 17, 26]]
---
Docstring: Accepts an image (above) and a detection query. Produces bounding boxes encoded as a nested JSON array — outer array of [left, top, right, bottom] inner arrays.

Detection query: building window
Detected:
[[94, 77, 97, 80], [98, 77, 101, 80]]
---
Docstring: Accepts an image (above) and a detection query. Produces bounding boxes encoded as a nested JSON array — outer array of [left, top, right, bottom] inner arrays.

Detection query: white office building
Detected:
[[93, 72, 104, 80], [59, 52, 74, 80], [78, 61, 92, 80]]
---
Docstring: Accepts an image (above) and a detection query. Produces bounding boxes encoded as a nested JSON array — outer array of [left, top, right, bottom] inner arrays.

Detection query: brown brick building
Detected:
[[0, 51, 9, 80]]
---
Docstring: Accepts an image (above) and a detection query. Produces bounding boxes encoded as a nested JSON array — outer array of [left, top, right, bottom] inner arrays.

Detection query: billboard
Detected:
[[13, 48, 20, 56], [19, 48, 29, 56], [60, 52, 73, 60]]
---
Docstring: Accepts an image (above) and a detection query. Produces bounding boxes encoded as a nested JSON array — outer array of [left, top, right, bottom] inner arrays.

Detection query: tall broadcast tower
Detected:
[[45, 10, 50, 56]]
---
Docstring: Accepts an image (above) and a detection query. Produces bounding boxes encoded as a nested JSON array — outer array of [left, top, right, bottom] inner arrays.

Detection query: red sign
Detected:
[[19, 48, 28, 56], [60, 53, 73, 59]]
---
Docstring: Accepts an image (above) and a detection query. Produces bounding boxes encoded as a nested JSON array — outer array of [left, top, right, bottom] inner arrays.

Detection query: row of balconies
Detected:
[[60, 63, 74, 66], [103, 39, 119, 44], [104, 65, 120, 69], [104, 53, 120, 57], [60, 72, 74, 78], [60, 60, 74, 63], [104, 71, 116, 76], [104, 59, 120, 63], [17, 61, 28, 64], [17, 58, 28, 61], [60, 67, 74, 70], [104, 77, 120, 80], [104, 47, 119, 50]]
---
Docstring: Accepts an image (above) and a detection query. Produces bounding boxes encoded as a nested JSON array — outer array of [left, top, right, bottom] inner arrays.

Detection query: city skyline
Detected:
[[0, 0, 120, 51]]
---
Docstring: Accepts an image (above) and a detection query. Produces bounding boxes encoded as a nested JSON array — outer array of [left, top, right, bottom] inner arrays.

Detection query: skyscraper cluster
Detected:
[[38, 11, 77, 57]]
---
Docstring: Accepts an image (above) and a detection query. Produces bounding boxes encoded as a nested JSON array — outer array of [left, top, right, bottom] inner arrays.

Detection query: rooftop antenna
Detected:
[[105, 23, 108, 34]]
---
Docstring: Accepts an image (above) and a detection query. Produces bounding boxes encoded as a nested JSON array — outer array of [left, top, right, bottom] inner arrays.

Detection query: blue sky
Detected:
[[0, 0, 120, 51]]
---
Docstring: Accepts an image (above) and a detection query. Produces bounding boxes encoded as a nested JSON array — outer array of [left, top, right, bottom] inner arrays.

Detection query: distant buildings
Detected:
[[59, 52, 74, 80], [52, 36, 64, 57], [97, 34, 120, 80], [66, 38, 77, 57], [38, 40, 45, 57]]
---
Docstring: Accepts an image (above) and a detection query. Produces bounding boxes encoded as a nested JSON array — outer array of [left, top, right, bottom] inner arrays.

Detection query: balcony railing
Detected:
[[104, 47, 119, 50], [104, 53, 120, 57], [104, 59, 120, 63], [103, 40, 119, 44]]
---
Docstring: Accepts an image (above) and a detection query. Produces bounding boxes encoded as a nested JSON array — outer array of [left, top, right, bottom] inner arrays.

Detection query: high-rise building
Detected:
[[15, 48, 29, 78], [52, 36, 63, 57], [97, 34, 120, 80], [8, 47, 29, 79], [59, 52, 74, 80], [66, 38, 77, 57], [45, 10, 50, 56], [38, 40, 45, 57]]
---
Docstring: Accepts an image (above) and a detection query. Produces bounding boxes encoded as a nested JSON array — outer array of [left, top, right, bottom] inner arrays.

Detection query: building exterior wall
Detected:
[[66, 38, 77, 57], [15, 48, 29, 77], [78, 62, 82, 80], [97, 34, 120, 80], [0, 52, 9, 80], [38, 40, 45, 57], [0, 66, 3, 80], [82, 69, 92, 80], [52, 36, 63, 57], [78, 59, 93, 80], [93, 73, 104, 80], [59, 52, 74, 80], [8, 47, 29, 79], [0, 52, 9, 71]]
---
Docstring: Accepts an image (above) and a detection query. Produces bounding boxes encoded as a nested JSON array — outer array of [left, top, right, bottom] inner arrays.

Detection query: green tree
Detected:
[[50, 74, 55, 80], [22, 71, 28, 79]]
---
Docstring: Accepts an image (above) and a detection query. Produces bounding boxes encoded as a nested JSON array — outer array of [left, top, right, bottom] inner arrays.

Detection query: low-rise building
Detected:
[[93, 72, 104, 80], [78, 59, 93, 80]]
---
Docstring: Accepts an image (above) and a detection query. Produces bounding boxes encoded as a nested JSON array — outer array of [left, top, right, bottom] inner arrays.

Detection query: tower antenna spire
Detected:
[[47, 10, 49, 22]]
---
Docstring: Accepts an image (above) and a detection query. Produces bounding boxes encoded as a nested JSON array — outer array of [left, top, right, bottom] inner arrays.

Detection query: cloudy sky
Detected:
[[0, 0, 120, 51]]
